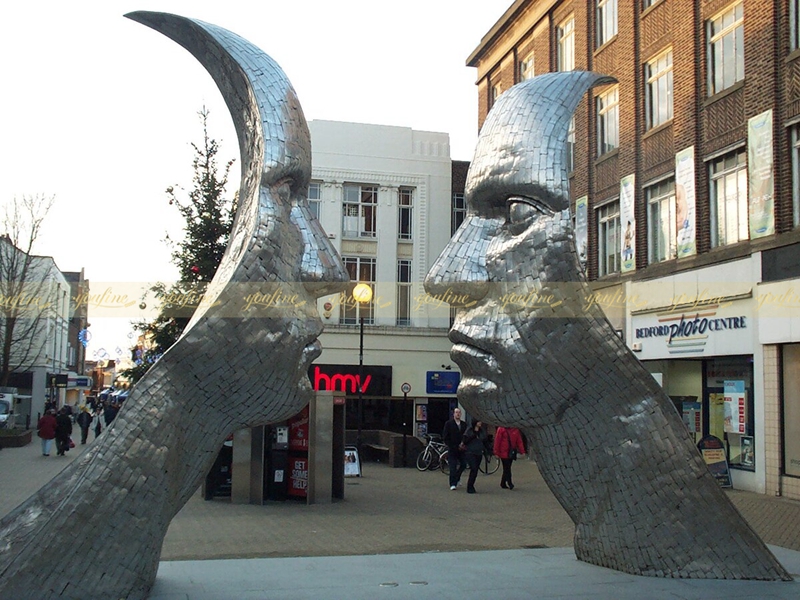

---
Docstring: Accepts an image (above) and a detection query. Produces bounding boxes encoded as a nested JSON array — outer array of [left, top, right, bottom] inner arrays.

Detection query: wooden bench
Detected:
[[362, 443, 390, 462]]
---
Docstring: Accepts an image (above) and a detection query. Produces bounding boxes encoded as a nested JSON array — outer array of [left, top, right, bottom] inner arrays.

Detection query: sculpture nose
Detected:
[[294, 205, 349, 298], [424, 217, 490, 304]]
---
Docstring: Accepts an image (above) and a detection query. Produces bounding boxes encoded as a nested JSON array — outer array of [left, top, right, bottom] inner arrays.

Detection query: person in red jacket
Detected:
[[493, 426, 526, 490], [37, 409, 57, 456]]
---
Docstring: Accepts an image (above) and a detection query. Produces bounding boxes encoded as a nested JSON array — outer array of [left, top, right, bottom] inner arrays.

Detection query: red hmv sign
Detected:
[[309, 364, 392, 396]]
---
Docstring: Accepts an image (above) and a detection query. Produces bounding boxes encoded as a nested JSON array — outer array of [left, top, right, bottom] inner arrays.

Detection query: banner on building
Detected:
[[620, 175, 636, 273], [574, 196, 588, 269], [675, 146, 697, 257], [748, 109, 775, 239]]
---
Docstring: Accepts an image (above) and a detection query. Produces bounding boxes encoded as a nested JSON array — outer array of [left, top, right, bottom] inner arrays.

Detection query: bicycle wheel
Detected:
[[428, 450, 441, 471], [416, 447, 432, 471], [439, 450, 449, 473], [479, 453, 500, 475]]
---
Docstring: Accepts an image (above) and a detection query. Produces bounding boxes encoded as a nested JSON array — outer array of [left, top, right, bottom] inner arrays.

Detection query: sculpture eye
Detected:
[[507, 198, 541, 234]]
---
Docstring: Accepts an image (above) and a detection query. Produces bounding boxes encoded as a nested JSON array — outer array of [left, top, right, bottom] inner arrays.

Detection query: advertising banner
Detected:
[[575, 195, 588, 269], [698, 435, 732, 488], [620, 174, 636, 273], [287, 457, 308, 497], [748, 109, 775, 239], [675, 146, 697, 257], [723, 380, 746, 434]]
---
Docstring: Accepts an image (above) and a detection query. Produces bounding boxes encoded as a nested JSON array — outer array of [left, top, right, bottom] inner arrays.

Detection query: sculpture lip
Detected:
[[450, 342, 499, 376], [302, 339, 323, 362]]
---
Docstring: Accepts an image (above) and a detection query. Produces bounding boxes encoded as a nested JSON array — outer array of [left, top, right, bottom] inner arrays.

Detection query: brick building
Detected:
[[467, 0, 800, 498]]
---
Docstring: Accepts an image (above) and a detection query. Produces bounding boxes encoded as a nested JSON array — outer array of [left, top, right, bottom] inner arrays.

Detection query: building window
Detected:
[[597, 0, 618, 47], [597, 86, 619, 156], [597, 201, 620, 276], [519, 52, 535, 81], [646, 177, 676, 263], [643, 0, 661, 8], [557, 16, 575, 72], [710, 149, 748, 247], [308, 181, 321, 219], [452, 193, 466, 235], [398, 187, 413, 240], [397, 260, 412, 326], [341, 256, 376, 325], [566, 117, 576, 173], [645, 49, 673, 130], [491, 83, 503, 107], [342, 183, 377, 238], [792, 125, 800, 227], [707, 2, 744, 96], [793, 0, 800, 50]]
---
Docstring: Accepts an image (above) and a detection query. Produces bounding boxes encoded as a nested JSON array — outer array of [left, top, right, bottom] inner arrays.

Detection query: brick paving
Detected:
[[2, 434, 800, 562]]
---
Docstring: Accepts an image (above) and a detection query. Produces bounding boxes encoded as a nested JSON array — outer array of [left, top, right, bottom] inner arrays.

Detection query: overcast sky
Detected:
[[0, 0, 510, 362]]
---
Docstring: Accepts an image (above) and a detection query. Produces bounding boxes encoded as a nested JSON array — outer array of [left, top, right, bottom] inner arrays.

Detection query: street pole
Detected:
[[357, 314, 364, 461]]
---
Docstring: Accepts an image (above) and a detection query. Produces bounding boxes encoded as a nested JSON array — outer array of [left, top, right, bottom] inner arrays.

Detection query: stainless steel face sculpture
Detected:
[[425, 72, 790, 580], [0, 12, 347, 600]]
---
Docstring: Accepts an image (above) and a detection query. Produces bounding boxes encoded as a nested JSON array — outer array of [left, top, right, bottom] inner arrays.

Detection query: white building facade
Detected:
[[309, 121, 458, 436]]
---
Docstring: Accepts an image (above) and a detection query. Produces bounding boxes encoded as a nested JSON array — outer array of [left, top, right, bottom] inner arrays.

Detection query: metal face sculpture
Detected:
[[425, 72, 790, 580], [0, 12, 347, 600]]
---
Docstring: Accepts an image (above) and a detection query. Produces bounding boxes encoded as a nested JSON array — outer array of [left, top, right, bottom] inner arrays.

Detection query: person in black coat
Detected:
[[54, 408, 73, 456], [462, 419, 488, 494], [442, 407, 467, 490], [76, 406, 93, 445]]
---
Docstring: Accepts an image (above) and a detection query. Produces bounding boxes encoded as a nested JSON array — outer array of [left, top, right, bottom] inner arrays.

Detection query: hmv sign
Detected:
[[309, 364, 392, 396]]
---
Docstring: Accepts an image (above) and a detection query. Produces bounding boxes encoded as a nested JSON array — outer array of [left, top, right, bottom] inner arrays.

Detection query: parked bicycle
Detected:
[[437, 440, 500, 475], [416, 434, 448, 471]]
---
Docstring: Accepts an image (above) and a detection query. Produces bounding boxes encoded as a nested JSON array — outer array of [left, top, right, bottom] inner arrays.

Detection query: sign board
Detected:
[[47, 373, 68, 388], [426, 371, 460, 394], [287, 457, 308, 497], [401, 382, 411, 395], [698, 435, 732, 488], [288, 405, 309, 452], [344, 446, 361, 477], [310, 364, 392, 396], [723, 380, 746, 434]]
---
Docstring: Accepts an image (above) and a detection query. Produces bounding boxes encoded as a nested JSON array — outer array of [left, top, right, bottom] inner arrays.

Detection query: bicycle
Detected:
[[416, 434, 448, 471], [439, 446, 499, 475]]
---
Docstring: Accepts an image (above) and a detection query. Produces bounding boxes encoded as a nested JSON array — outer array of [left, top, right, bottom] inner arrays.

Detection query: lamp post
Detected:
[[352, 282, 373, 461]]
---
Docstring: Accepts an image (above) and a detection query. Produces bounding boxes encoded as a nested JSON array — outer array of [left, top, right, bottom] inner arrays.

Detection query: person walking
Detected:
[[462, 419, 487, 494], [442, 407, 467, 491], [76, 405, 93, 445], [94, 402, 104, 439], [493, 426, 526, 490], [55, 407, 73, 456], [37, 409, 57, 456]]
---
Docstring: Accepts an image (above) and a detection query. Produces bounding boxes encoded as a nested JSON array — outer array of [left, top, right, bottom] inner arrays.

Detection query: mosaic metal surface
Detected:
[[0, 12, 347, 599], [425, 72, 790, 580]]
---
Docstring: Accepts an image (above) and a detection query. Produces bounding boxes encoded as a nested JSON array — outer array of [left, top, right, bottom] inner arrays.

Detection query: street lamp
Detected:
[[353, 282, 373, 460]]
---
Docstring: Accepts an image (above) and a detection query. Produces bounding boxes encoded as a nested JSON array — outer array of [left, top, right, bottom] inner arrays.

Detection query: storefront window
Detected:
[[782, 344, 800, 477], [705, 356, 754, 470]]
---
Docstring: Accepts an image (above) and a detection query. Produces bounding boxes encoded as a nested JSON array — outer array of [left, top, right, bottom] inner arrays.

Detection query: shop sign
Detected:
[[632, 302, 750, 359], [287, 457, 308, 497], [309, 364, 392, 396], [697, 435, 732, 488], [426, 371, 460, 394]]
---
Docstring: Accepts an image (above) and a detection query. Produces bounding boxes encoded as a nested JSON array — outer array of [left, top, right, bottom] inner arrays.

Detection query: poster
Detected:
[[675, 146, 697, 257], [681, 401, 702, 433], [748, 109, 775, 239], [709, 393, 726, 441], [698, 435, 732, 488], [415, 404, 428, 422], [574, 195, 588, 269], [344, 447, 361, 477], [287, 457, 308, 497], [288, 405, 309, 452], [723, 380, 746, 434], [741, 435, 755, 468], [619, 174, 636, 273]]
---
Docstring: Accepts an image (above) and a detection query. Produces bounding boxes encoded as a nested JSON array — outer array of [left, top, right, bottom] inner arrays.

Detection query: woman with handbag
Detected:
[[493, 426, 526, 490]]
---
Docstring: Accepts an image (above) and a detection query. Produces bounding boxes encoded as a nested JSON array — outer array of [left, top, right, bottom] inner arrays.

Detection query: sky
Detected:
[[0, 0, 511, 364]]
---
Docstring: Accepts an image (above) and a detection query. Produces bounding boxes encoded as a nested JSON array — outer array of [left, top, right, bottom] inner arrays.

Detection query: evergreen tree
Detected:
[[122, 108, 236, 383]]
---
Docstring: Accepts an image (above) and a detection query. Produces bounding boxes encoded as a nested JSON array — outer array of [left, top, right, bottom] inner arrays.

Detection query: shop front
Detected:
[[630, 294, 761, 492]]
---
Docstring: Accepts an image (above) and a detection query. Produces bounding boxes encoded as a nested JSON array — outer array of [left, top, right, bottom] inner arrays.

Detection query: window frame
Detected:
[[451, 193, 466, 235], [566, 116, 576, 173], [597, 200, 621, 276], [519, 52, 535, 81], [644, 49, 673, 130], [557, 15, 575, 72], [342, 183, 378, 239], [341, 256, 376, 325], [396, 259, 412, 327], [793, 0, 800, 50], [709, 148, 748, 247], [596, 86, 620, 156], [707, 2, 744, 96], [597, 0, 618, 48], [645, 177, 677, 264], [398, 187, 413, 241], [308, 181, 322, 220], [792, 125, 800, 228]]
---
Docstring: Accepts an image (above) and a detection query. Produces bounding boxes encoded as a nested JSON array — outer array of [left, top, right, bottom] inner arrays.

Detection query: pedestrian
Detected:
[[104, 401, 119, 427], [94, 403, 104, 439], [462, 419, 487, 494], [55, 407, 73, 456], [442, 407, 467, 491], [493, 426, 526, 490], [76, 405, 93, 445], [37, 409, 57, 456]]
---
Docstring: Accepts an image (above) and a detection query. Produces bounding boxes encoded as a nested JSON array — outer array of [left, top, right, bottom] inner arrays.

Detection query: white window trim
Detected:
[[707, 2, 744, 96], [342, 183, 377, 239], [557, 15, 575, 72], [341, 256, 376, 325], [396, 259, 412, 326], [645, 177, 676, 263], [597, 0, 618, 47], [645, 48, 673, 130], [520, 52, 535, 81], [597, 200, 621, 276], [597, 86, 620, 155], [709, 149, 748, 247], [398, 187, 413, 241]]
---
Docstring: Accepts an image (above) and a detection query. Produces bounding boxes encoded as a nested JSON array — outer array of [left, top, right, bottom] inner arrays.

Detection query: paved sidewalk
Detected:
[[3, 434, 800, 598]]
